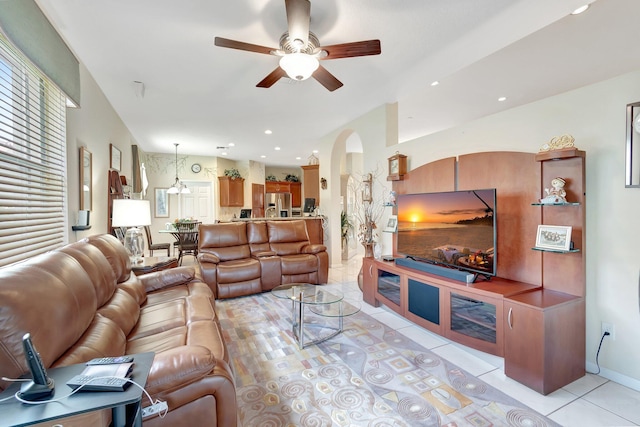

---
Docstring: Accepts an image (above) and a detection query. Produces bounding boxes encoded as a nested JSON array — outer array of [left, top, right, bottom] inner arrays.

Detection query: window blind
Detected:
[[0, 34, 67, 267]]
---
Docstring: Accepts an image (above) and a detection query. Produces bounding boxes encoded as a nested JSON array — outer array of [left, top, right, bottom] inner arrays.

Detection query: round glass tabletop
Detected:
[[271, 283, 343, 305]]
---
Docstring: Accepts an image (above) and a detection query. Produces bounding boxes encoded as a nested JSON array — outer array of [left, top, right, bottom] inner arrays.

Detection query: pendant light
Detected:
[[167, 143, 190, 194]]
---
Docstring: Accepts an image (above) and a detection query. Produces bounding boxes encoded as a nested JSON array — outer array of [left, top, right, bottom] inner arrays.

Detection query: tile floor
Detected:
[[325, 257, 640, 427]]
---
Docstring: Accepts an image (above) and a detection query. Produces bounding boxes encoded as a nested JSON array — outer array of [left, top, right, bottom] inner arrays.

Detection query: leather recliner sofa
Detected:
[[198, 220, 329, 299], [0, 234, 236, 427]]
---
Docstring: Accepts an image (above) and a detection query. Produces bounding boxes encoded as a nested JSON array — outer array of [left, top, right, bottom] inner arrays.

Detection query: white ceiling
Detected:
[[35, 0, 640, 166]]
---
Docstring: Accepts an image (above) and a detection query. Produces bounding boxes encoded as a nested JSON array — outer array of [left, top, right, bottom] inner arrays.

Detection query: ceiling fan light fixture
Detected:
[[279, 53, 319, 81]]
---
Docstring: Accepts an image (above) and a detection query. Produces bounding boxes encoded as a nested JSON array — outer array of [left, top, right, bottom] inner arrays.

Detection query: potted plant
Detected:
[[341, 211, 353, 249], [283, 173, 300, 182], [266, 174, 277, 181], [224, 168, 242, 179]]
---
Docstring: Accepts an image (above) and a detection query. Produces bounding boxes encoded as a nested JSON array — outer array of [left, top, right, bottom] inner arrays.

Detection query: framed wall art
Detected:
[[110, 143, 121, 171], [535, 225, 572, 251], [155, 188, 169, 218]]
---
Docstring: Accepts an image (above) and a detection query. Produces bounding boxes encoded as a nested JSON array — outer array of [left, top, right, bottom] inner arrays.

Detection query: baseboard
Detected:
[[395, 257, 475, 283]]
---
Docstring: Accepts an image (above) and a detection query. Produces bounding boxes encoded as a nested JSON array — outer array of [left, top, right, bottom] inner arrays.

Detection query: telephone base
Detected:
[[18, 378, 55, 400]]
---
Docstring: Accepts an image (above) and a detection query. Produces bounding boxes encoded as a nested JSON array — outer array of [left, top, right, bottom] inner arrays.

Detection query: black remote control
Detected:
[[86, 356, 134, 365]]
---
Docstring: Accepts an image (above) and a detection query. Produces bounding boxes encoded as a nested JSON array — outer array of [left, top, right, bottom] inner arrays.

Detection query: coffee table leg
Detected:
[[298, 293, 304, 349]]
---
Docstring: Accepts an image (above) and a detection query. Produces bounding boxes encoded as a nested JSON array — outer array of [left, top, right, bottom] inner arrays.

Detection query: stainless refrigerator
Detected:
[[266, 192, 291, 218]]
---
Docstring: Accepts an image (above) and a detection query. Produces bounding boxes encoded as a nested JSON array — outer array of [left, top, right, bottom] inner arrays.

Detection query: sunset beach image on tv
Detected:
[[396, 189, 496, 276]]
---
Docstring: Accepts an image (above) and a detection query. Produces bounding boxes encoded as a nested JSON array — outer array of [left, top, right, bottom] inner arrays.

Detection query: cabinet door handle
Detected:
[[508, 307, 513, 330]]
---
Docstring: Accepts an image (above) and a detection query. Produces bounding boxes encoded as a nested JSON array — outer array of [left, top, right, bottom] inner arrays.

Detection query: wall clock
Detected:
[[387, 153, 407, 181], [191, 163, 202, 173]]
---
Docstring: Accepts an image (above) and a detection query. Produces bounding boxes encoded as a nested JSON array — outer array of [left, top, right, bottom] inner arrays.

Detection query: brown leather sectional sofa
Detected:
[[0, 234, 236, 427], [198, 220, 329, 299]]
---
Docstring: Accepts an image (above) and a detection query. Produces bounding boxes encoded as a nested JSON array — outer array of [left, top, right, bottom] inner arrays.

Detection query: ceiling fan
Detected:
[[214, 0, 381, 91]]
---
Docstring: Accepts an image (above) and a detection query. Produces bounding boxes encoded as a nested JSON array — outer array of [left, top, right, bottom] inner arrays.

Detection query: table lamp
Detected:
[[111, 199, 152, 263]]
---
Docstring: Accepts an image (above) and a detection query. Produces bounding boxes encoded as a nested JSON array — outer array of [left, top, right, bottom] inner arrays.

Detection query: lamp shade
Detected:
[[111, 199, 151, 227], [279, 53, 319, 81]]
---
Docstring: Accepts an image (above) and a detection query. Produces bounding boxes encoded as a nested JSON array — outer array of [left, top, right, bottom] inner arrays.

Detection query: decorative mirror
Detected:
[[626, 101, 640, 187], [80, 147, 92, 210]]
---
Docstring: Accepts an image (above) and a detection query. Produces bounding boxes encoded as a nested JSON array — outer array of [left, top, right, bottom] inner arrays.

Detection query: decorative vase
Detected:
[[363, 242, 375, 258]]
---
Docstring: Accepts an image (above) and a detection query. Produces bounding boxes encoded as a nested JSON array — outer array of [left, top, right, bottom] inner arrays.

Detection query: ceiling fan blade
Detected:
[[320, 40, 381, 60], [257, 67, 287, 88], [312, 65, 343, 92], [214, 37, 275, 55], [285, 0, 310, 48]]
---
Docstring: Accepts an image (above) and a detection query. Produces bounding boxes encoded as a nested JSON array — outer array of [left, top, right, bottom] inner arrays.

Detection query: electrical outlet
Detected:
[[601, 322, 615, 340]]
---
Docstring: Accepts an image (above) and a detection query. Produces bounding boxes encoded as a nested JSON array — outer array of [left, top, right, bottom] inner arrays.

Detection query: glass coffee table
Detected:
[[272, 283, 360, 349]]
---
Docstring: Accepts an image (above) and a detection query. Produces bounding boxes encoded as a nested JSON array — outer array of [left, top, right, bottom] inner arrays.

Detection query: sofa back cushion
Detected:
[[86, 234, 132, 284], [59, 241, 118, 307], [199, 222, 251, 261], [0, 251, 98, 391], [247, 221, 271, 255], [268, 220, 310, 255]]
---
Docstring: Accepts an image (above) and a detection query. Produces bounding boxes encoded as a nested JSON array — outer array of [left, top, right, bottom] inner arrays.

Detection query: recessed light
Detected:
[[260, 155, 266, 158], [264, 130, 272, 135], [498, 96, 507, 102], [228, 142, 235, 147], [571, 4, 589, 15], [221, 152, 228, 156], [296, 157, 301, 160], [275, 146, 281, 151], [312, 150, 318, 154], [431, 81, 439, 86]]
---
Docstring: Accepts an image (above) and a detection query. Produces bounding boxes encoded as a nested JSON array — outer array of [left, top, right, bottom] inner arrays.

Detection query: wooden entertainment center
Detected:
[[362, 150, 585, 395]]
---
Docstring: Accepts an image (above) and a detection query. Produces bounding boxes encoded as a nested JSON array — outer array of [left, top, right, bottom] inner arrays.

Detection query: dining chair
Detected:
[[144, 225, 171, 256], [174, 221, 200, 265]]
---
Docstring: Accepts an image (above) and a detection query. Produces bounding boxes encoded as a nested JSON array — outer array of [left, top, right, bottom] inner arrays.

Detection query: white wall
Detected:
[[65, 63, 136, 241], [324, 69, 640, 390]]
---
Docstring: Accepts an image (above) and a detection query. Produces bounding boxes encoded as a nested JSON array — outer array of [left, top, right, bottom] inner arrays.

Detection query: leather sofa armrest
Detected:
[[139, 266, 196, 293], [301, 244, 327, 255], [254, 251, 276, 258], [198, 253, 220, 264], [145, 345, 216, 396]]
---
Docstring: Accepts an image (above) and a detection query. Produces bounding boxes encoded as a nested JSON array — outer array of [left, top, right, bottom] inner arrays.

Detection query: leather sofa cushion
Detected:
[[217, 259, 261, 284], [281, 254, 318, 275], [59, 242, 117, 306], [267, 220, 310, 255], [200, 223, 251, 262], [53, 315, 127, 367], [144, 345, 216, 396], [0, 251, 99, 379], [98, 288, 141, 336], [247, 221, 270, 255], [86, 234, 131, 284]]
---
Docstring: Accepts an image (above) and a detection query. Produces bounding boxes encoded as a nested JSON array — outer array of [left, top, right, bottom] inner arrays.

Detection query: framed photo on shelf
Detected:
[[155, 188, 169, 218], [110, 144, 121, 171], [384, 215, 398, 232], [535, 225, 572, 251]]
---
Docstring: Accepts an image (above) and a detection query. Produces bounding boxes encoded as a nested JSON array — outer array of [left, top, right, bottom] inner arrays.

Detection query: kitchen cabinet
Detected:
[[218, 176, 244, 207]]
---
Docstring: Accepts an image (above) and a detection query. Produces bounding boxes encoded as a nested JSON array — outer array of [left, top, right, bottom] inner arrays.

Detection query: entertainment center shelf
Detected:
[[367, 149, 586, 395]]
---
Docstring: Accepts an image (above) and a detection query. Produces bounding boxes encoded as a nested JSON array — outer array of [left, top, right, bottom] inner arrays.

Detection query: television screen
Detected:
[[396, 189, 496, 277]]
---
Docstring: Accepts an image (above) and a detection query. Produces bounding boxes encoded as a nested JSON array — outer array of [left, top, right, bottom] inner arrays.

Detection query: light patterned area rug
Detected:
[[217, 292, 559, 427]]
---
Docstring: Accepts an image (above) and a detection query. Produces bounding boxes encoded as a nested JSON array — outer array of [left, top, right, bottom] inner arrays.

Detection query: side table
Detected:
[[131, 256, 178, 276], [0, 352, 154, 427]]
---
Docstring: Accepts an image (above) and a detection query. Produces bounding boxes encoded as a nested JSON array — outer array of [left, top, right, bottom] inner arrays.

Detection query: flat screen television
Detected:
[[396, 189, 497, 277]]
